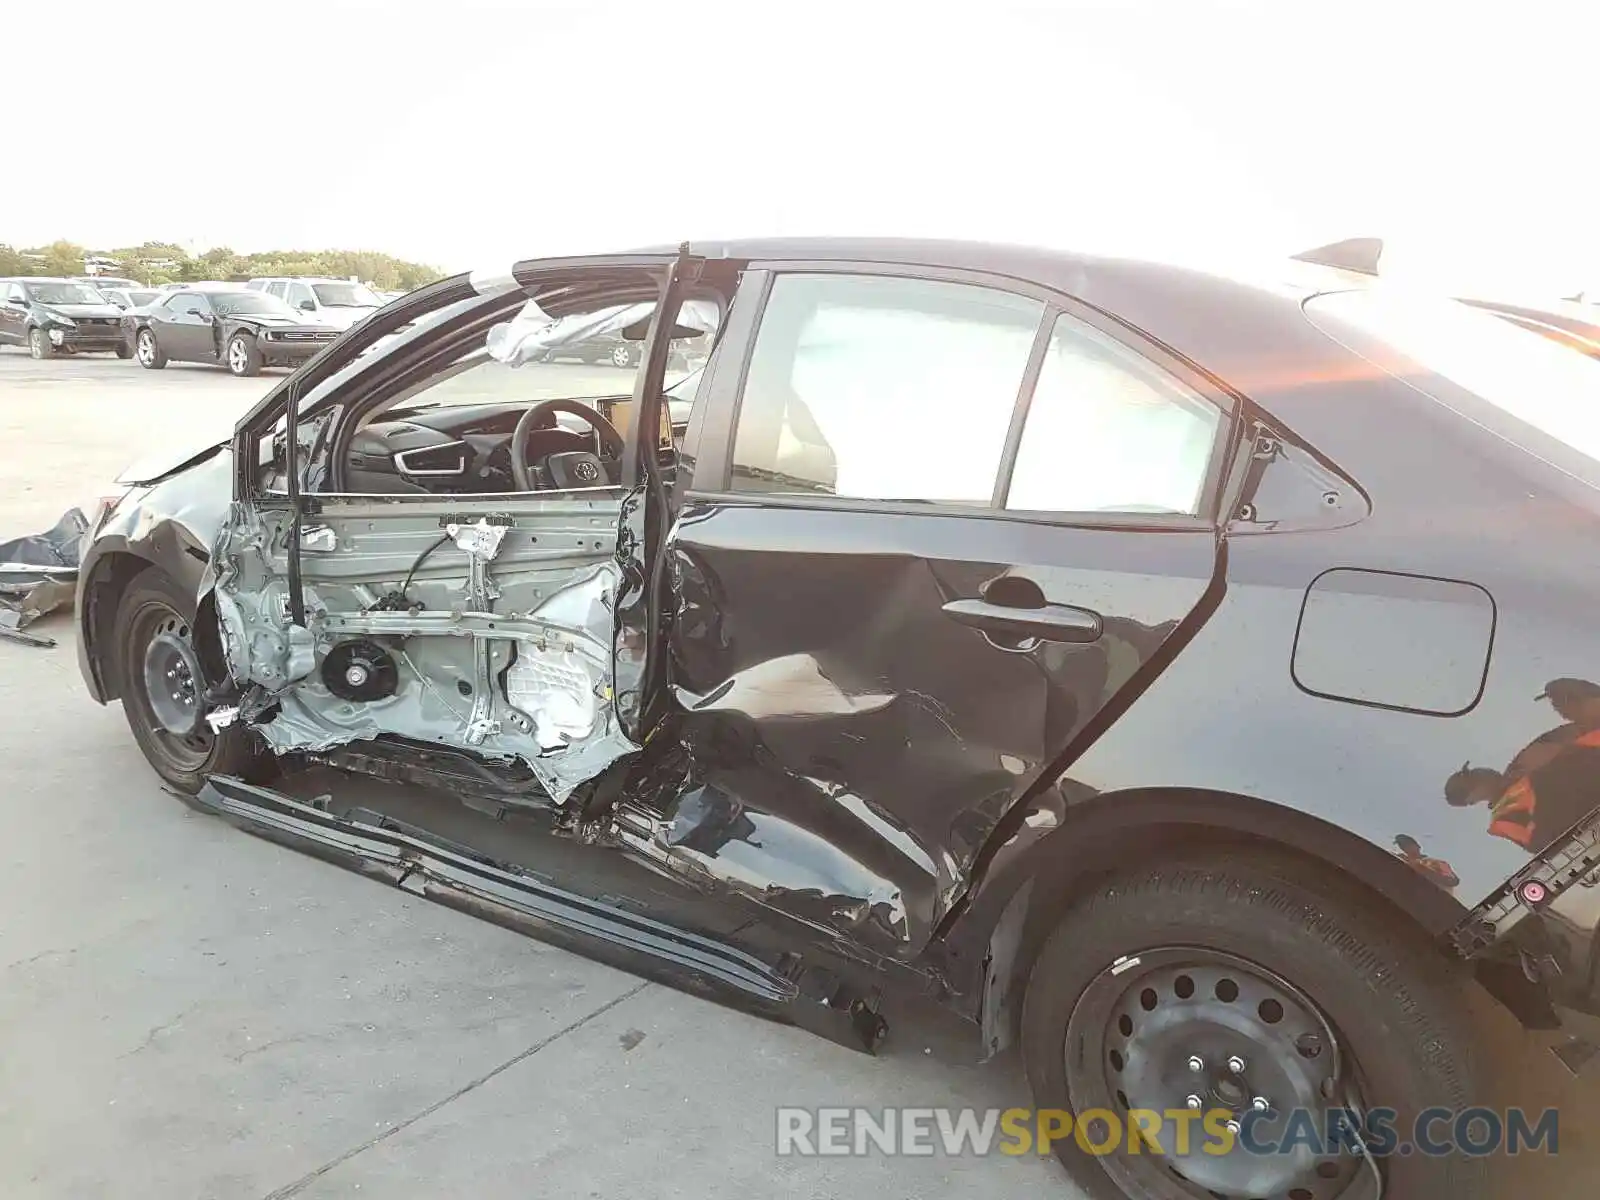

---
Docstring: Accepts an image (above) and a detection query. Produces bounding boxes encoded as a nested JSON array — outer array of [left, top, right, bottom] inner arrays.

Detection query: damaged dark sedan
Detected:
[[76, 240, 1600, 1200], [125, 286, 340, 376]]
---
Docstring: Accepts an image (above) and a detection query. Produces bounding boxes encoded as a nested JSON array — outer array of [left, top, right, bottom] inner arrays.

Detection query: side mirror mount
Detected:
[[297, 299, 316, 312]]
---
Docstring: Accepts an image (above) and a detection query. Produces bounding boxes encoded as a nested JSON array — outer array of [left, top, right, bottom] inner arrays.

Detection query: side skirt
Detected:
[[195, 775, 889, 1053]]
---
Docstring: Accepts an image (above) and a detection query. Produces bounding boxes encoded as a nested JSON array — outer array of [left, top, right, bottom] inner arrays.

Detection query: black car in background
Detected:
[[0, 278, 129, 358], [538, 323, 697, 369], [124, 286, 339, 376]]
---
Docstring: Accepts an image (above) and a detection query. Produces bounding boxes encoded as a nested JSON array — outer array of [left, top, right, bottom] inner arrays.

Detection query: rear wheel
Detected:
[[27, 327, 53, 359], [114, 569, 263, 793], [610, 342, 635, 368], [1021, 853, 1487, 1200], [115, 341, 132, 359]]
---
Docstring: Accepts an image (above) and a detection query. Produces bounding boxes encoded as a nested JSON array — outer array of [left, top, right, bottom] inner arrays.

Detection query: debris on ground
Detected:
[[0, 508, 87, 647]]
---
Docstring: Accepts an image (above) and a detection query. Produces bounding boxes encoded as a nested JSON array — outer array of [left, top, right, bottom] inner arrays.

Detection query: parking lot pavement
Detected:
[[0, 353, 1593, 1198]]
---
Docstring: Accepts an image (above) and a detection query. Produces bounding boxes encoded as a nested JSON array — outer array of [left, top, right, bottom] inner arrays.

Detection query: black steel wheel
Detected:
[[1021, 854, 1487, 1200], [114, 569, 262, 793]]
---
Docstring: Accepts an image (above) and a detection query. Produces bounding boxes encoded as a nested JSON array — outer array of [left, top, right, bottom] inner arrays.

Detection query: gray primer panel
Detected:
[[1292, 568, 1495, 717]]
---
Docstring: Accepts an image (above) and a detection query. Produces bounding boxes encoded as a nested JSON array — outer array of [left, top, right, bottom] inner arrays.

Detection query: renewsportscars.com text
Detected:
[[774, 1106, 1559, 1158]]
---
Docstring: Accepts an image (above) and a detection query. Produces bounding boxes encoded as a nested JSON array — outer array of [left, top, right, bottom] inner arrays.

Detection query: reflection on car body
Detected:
[[73, 238, 1600, 1200]]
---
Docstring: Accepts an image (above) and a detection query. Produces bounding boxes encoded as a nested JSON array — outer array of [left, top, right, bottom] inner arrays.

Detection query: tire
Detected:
[[27, 327, 53, 359], [135, 327, 167, 369], [610, 342, 635, 368], [1021, 853, 1487, 1200], [115, 341, 133, 359], [114, 569, 264, 794], [226, 332, 263, 377]]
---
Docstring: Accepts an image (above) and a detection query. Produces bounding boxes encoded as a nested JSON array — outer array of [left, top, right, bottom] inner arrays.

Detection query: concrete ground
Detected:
[[0, 352, 1593, 1198]]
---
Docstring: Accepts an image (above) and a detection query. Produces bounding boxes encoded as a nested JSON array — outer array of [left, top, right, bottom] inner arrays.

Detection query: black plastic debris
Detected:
[[0, 507, 88, 647]]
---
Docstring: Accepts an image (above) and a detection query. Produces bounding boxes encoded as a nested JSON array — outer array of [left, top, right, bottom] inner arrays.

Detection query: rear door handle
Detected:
[[941, 598, 1103, 643]]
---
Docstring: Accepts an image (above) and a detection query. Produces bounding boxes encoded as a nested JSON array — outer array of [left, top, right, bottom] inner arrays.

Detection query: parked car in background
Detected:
[[0, 277, 129, 358], [76, 237, 1600, 1200], [244, 276, 383, 329], [536, 321, 696, 369], [73, 275, 142, 292], [99, 287, 162, 312], [124, 286, 339, 376]]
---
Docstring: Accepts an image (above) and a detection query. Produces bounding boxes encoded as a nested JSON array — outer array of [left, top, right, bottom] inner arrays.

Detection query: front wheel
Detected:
[[226, 332, 262, 377], [27, 327, 53, 359], [135, 327, 167, 369], [1021, 853, 1487, 1200], [114, 569, 264, 793]]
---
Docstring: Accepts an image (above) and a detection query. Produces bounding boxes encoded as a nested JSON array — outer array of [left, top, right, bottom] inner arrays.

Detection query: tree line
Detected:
[[0, 240, 443, 291]]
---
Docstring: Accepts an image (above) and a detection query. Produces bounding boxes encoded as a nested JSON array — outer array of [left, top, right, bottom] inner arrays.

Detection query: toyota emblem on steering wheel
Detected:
[[573, 460, 600, 482]]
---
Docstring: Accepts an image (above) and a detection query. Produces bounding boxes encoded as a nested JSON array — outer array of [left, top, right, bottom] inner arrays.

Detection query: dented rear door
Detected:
[[649, 265, 1231, 956]]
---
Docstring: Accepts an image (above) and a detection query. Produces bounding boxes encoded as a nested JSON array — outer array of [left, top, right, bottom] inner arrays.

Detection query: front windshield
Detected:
[[1307, 289, 1600, 465], [312, 282, 381, 308], [370, 299, 717, 424], [211, 292, 299, 318], [25, 282, 106, 306]]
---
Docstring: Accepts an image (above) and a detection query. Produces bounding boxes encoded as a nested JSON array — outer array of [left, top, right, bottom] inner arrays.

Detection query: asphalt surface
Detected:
[[0, 352, 1594, 1199]]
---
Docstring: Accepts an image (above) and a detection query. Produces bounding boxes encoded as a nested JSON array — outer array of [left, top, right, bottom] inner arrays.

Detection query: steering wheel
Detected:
[[510, 398, 625, 491]]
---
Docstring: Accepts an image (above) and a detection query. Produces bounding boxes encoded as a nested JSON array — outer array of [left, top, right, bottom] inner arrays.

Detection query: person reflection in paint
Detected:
[[1393, 834, 1460, 890], [1445, 678, 1600, 854]]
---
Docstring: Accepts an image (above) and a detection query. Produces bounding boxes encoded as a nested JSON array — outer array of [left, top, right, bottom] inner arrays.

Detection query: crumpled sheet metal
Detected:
[[0, 508, 88, 644]]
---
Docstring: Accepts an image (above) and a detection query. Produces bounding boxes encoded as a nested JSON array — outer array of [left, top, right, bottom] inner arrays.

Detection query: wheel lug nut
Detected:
[[1184, 1095, 1202, 1110], [1252, 1096, 1271, 1112], [1187, 1056, 1204, 1072], [1227, 1055, 1247, 1074], [1225, 1119, 1242, 1135]]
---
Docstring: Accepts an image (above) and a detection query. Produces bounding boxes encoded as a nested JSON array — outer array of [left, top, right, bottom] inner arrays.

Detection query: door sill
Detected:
[[195, 775, 890, 1052]]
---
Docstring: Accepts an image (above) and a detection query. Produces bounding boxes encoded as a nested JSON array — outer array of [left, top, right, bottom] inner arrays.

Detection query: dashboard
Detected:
[[345, 394, 693, 494]]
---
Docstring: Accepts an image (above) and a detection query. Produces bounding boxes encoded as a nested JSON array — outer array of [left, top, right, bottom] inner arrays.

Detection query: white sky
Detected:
[[7, 0, 1598, 294]]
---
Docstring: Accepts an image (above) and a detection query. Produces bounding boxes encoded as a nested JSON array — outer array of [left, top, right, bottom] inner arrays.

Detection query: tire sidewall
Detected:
[[114, 570, 258, 794], [1020, 858, 1484, 1200]]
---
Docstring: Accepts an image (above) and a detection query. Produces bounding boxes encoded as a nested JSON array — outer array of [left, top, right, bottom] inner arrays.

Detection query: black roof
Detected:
[[645, 235, 1311, 296]]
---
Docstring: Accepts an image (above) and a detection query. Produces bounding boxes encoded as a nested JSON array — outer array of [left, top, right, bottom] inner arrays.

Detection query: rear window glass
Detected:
[[1306, 290, 1600, 465]]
